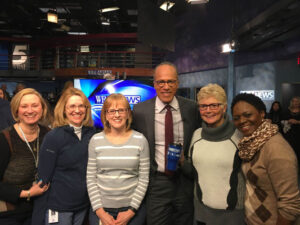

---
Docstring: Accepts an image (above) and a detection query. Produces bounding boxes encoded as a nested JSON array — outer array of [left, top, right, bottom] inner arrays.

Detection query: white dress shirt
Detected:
[[154, 96, 184, 172]]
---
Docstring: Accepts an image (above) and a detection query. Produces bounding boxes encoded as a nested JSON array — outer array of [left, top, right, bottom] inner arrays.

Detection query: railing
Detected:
[[0, 51, 165, 71]]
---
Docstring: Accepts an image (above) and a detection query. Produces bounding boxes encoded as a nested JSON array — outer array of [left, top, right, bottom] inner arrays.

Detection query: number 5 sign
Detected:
[[12, 45, 28, 66]]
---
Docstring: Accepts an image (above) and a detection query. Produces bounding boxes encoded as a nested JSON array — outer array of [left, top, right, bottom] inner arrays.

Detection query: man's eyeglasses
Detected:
[[199, 103, 223, 111], [154, 80, 177, 87], [106, 108, 128, 115], [66, 104, 87, 111]]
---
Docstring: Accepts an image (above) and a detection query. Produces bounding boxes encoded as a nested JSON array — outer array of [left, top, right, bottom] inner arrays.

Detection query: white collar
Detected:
[[155, 96, 179, 113], [69, 124, 82, 131]]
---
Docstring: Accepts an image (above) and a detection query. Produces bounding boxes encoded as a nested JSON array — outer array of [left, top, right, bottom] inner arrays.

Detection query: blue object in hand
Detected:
[[166, 143, 182, 171]]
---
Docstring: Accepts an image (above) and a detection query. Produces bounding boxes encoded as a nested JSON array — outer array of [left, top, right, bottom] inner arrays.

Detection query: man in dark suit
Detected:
[[132, 62, 201, 225], [0, 98, 14, 130]]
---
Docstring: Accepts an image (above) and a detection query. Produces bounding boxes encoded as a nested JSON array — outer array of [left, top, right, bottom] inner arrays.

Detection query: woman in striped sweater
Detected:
[[87, 93, 150, 225]]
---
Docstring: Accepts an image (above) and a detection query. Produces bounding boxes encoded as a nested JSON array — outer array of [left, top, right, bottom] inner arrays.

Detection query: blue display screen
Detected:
[[74, 79, 156, 129]]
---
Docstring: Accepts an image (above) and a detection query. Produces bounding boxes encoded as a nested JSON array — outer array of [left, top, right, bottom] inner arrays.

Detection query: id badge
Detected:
[[48, 209, 59, 223]]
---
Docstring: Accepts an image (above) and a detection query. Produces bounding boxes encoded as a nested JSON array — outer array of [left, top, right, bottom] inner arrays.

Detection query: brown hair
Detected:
[[10, 88, 48, 122], [53, 87, 93, 128], [101, 93, 132, 133]]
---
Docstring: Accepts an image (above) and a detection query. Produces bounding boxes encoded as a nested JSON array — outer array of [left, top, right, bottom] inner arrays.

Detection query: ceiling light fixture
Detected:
[[47, 10, 58, 23], [186, 0, 209, 4], [99, 7, 120, 13], [160, 1, 175, 11], [67, 32, 87, 35], [102, 21, 110, 26], [221, 41, 236, 53], [100, 16, 110, 26]]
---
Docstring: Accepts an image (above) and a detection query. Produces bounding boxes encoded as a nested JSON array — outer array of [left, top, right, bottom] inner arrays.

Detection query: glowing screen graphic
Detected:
[[74, 79, 156, 129]]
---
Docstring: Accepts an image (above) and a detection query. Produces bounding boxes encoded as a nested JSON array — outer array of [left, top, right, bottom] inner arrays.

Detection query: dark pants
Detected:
[[0, 216, 31, 225], [89, 202, 146, 225], [197, 222, 206, 225], [146, 172, 194, 225], [44, 208, 88, 225]]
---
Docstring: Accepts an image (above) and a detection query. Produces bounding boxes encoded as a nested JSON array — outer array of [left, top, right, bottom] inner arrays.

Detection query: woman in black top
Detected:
[[0, 88, 49, 225], [283, 96, 300, 164]]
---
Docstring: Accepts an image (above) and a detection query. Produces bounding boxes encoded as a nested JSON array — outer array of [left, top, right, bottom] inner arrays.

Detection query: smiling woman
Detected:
[[32, 87, 96, 225], [186, 83, 245, 225], [231, 93, 300, 225], [87, 93, 150, 225], [0, 88, 50, 225]]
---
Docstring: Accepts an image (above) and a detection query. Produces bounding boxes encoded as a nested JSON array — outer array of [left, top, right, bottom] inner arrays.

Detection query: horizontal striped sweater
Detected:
[[87, 130, 150, 211]]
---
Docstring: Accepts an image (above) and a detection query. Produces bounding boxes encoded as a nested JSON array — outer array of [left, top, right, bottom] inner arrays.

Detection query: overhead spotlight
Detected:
[[99, 7, 120, 13], [101, 19, 110, 26], [67, 32, 87, 35], [160, 1, 175, 11], [221, 41, 236, 53], [47, 10, 58, 23], [100, 16, 110, 26]]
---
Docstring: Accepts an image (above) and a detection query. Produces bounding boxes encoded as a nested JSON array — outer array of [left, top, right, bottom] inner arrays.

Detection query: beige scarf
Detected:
[[238, 120, 278, 161]]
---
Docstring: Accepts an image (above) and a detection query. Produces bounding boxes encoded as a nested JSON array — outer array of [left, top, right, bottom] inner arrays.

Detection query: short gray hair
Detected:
[[197, 83, 227, 105]]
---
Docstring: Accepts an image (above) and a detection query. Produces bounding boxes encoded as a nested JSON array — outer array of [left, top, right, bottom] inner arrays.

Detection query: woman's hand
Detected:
[[96, 208, 116, 225], [19, 181, 49, 199], [115, 209, 135, 225], [30, 181, 49, 196], [288, 119, 300, 125]]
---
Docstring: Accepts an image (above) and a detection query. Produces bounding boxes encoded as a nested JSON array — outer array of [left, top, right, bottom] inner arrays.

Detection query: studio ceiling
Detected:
[[0, 0, 299, 52], [0, 0, 139, 38]]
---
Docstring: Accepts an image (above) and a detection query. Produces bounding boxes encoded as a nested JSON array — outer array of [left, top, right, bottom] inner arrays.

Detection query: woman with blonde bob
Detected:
[[87, 93, 150, 225], [0, 88, 49, 225], [185, 84, 245, 225], [32, 87, 95, 225]]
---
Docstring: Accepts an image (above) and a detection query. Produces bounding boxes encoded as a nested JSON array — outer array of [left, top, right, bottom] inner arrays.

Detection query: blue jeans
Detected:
[[45, 208, 88, 225], [89, 203, 146, 225]]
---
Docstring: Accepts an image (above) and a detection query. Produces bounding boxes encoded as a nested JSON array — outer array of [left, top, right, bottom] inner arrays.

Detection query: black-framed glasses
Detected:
[[154, 80, 178, 87], [106, 108, 128, 115], [199, 103, 223, 111], [66, 104, 87, 111]]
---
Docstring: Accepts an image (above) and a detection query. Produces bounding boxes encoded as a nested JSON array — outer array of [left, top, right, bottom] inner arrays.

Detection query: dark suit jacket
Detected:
[[132, 96, 201, 174]]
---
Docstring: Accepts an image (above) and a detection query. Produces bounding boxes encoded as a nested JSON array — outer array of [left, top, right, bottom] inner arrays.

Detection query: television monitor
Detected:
[[74, 79, 156, 129]]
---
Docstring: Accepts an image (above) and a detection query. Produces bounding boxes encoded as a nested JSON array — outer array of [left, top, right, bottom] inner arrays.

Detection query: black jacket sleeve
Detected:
[[0, 133, 22, 203]]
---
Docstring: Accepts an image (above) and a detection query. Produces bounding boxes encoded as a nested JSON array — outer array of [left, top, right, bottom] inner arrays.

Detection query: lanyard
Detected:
[[18, 124, 40, 168]]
